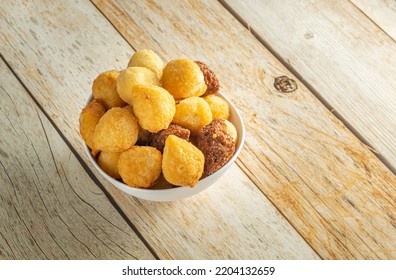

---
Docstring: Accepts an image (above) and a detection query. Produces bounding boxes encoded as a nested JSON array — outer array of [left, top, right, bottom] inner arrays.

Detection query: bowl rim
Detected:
[[83, 92, 245, 194]]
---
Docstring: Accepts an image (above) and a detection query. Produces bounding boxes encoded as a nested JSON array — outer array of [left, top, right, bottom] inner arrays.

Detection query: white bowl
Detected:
[[84, 92, 245, 201]]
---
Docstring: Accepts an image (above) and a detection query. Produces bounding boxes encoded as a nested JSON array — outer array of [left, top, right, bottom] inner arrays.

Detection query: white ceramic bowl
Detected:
[[84, 92, 245, 201]]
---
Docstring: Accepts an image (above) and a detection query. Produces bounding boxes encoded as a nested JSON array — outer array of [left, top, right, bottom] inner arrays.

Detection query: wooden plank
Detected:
[[0, 0, 318, 259], [223, 0, 396, 173], [351, 0, 396, 41], [0, 59, 154, 260], [91, 0, 396, 259]]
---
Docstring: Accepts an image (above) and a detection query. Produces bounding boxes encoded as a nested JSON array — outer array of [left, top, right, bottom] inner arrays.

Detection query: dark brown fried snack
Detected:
[[195, 61, 220, 95], [149, 124, 190, 152], [197, 118, 235, 176]]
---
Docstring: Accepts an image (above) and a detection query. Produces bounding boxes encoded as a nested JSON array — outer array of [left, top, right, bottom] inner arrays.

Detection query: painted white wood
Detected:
[[352, 0, 396, 40], [93, 0, 396, 259], [0, 0, 319, 259], [225, 0, 396, 172], [0, 59, 154, 260]]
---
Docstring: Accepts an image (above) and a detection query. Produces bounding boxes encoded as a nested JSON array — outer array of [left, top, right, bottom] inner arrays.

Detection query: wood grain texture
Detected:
[[0, 0, 318, 259], [92, 0, 396, 259], [351, 0, 396, 41], [224, 0, 396, 172], [0, 59, 154, 260]]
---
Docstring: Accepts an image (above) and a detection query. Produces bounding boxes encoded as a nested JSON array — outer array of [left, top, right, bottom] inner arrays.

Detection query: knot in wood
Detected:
[[274, 76, 297, 93]]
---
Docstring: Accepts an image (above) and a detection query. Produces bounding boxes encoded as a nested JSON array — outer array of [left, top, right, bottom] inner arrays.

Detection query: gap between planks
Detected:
[[0, 1, 317, 258], [0, 54, 160, 260], [88, 0, 322, 257], [98, 1, 393, 257], [90, 0, 396, 259], [218, 0, 396, 176], [350, 0, 396, 43]]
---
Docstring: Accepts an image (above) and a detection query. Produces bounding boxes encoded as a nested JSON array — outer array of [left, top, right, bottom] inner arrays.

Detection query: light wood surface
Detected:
[[94, 0, 396, 259], [351, 0, 396, 41], [1, 0, 395, 260], [224, 0, 396, 172], [0, 0, 318, 259], [0, 59, 154, 260]]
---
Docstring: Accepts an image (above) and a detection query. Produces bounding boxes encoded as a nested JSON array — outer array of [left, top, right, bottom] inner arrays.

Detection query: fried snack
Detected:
[[203, 94, 230, 120], [128, 49, 164, 80], [162, 135, 204, 187], [92, 70, 126, 109], [224, 119, 237, 142], [123, 105, 151, 145], [172, 97, 212, 134], [195, 61, 220, 95], [149, 124, 190, 152], [117, 67, 159, 105], [197, 118, 236, 176], [131, 85, 176, 133], [97, 151, 121, 179], [118, 146, 162, 188], [93, 107, 139, 152], [161, 58, 207, 99], [79, 99, 106, 154]]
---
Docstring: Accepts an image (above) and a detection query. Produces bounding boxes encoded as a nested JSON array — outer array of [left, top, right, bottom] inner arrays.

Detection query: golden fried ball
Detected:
[[203, 94, 230, 120], [131, 85, 176, 133], [118, 146, 162, 188], [98, 151, 121, 179], [117, 67, 159, 105], [92, 70, 126, 109], [79, 99, 106, 153], [162, 135, 204, 187], [161, 58, 207, 99], [172, 97, 212, 134], [93, 107, 139, 152], [224, 119, 237, 142], [128, 49, 164, 80]]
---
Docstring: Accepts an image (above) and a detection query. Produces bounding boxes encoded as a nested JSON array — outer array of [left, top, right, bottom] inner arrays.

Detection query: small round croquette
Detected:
[[149, 124, 190, 152], [195, 61, 220, 95], [197, 118, 236, 176]]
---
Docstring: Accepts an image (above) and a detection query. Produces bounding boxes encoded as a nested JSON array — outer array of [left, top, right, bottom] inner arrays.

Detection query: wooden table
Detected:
[[1, 0, 395, 260]]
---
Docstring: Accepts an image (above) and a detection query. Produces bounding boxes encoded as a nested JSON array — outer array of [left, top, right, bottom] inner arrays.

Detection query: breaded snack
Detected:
[[123, 105, 151, 145], [97, 151, 121, 179], [197, 118, 236, 176], [128, 49, 164, 80], [149, 124, 190, 152], [118, 146, 162, 188], [172, 97, 212, 134], [224, 119, 237, 142], [161, 58, 207, 99], [195, 61, 220, 95], [117, 67, 159, 105], [93, 107, 139, 152], [131, 85, 176, 133], [79, 99, 106, 153], [203, 94, 230, 120], [162, 135, 204, 187], [92, 70, 126, 109]]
